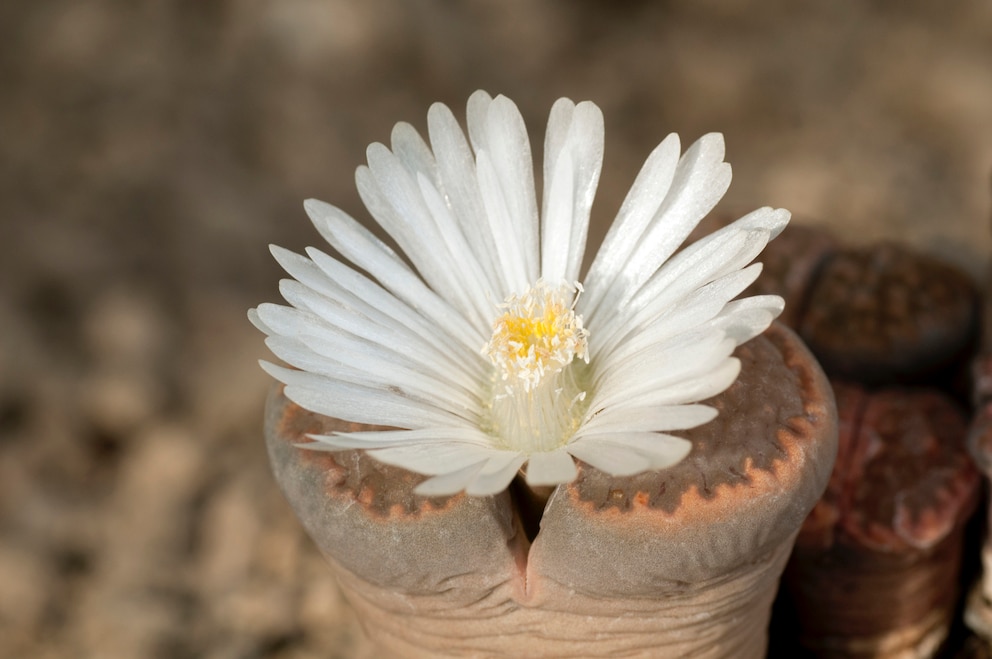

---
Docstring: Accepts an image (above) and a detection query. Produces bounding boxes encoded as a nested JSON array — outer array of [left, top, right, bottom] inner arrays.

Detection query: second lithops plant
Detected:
[[751, 222, 982, 657]]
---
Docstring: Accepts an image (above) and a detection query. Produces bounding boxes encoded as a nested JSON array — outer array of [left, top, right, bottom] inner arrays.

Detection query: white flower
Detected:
[[250, 91, 789, 497]]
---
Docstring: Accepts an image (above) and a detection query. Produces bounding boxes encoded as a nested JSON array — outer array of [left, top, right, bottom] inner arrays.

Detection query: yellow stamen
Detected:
[[484, 280, 588, 393], [481, 281, 590, 453]]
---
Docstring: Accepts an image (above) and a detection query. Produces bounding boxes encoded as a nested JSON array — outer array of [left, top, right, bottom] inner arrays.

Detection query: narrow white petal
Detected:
[[579, 404, 717, 434], [599, 263, 762, 365], [583, 133, 681, 311], [541, 99, 604, 283], [415, 173, 496, 325], [592, 335, 737, 410], [358, 151, 478, 317], [390, 121, 439, 188], [306, 427, 491, 450], [270, 245, 338, 298], [567, 441, 651, 476], [303, 247, 485, 369], [467, 93, 527, 291], [586, 134, 731, 324], [304, 197, 409, 272], [596, 334, 735, 396], [263, 362, 462, 429], [476, 149, 530, 293], [543, 99, 576, 182], [414, 461, 488, 496], [257, 299, 483, 394], [254, 302, 312, 338], [386, 124, 498, 322], [260, 304, 481, 394], [481, 95, 540, 283], [304, 199, 485, 352], [570, 433, 692, 473], [427, 102, 504, 293], [592, 226, 767, 351], [265, 336, 481, 418], [283, 382, 455, 429], [730, 206, 791, 240], [369, 441, 500, 475], [591, 272, 754, 376], [594, 328, 732, 386], [597, 208, 789, 343], [702, 295, 784, 343], [465, 90, 495, 156], [540, 147, 575, 284], [247, 307, 271, 335], [562, 102, 605, 281], [620, 219, 779, 329], [629, 230, 753, 314], [275, 279, 486, 384], [272, 246, 436, 348], [612, 357, 743, 410], [621, 277, 745, 356], [466, 452, 528, 496], [621, 133, 731, 286], [525, 449, 578, 486]]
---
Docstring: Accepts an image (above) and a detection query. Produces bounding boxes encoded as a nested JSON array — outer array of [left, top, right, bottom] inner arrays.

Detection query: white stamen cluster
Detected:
[[482, 280, 590, 453], [483, 280, 589, 393]]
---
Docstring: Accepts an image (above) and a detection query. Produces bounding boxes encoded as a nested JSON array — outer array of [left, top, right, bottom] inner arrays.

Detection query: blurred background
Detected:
[[2, 1, 991, 657]]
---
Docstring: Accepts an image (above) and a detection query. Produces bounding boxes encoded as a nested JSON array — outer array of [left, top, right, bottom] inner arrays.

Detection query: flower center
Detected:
[[482, 281, 590, 452]]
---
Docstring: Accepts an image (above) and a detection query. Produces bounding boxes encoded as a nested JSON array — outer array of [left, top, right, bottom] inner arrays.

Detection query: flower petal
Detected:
[[414, 461, 488, 496], [624, 207, 789, 322], [599, 263, 763, 365], [302, 246, 485, 370], [265, 336, 480, 419], [582, 133, 681, 312], [247, 307, 272, 335], [612, 357, 743, 410], [525, 449, 578, 486], [590, 333, 737, 411], [471, 94, 540, 286], [703, 295, 784, 343], [541, 99, 604, 284], [540, 146, 575, 284], [466, 452, 528, 496], [359, 147, 480, 317], [306, 427, 492, 450], [370, 441, 501, 475], [263, 361, 466, 429], [416, 172, 497, 325], [271, 246, 480, 372], [476, 149, 531, 293], [579, 404, 717, 435], [569, 433, 692, 474], [584, 133, 731, 323], [567, 441, 651, 476], [427, 100, 505, 293], [272, 279, 484, 384], [303, 199, 485, 352]]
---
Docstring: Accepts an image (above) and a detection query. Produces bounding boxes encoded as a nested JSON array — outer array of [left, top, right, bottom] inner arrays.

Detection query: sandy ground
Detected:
[[2, 1, 992, 657]]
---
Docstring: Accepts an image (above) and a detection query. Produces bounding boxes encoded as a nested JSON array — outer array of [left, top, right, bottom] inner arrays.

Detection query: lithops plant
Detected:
[[965, 269, 992, 642], [750, 223, 982, 657], [252, 92, 838, 658], [265, 323, 835, 657], [787, 382, 978, 658], [798, 243, 978, 387]]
